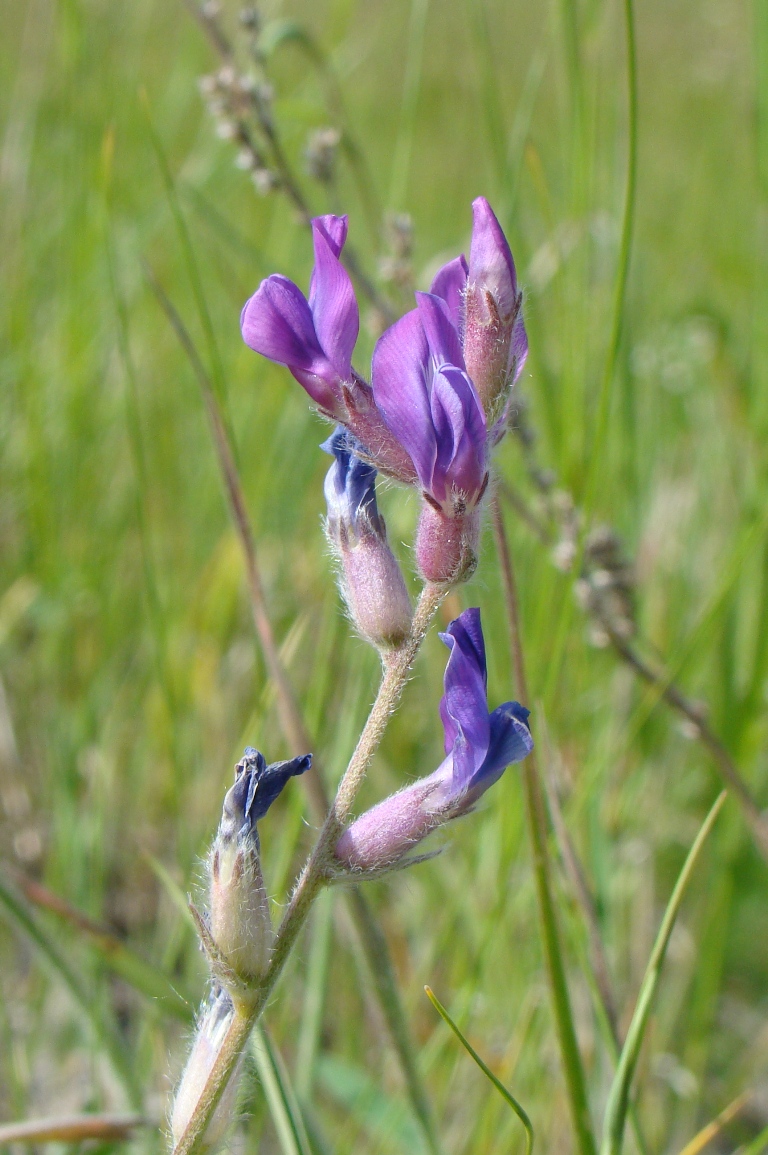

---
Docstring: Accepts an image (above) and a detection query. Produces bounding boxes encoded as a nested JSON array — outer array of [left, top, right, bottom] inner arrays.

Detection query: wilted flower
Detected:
[[209, 747, 311, 982], [323, 429, 413, 649], [240, 215, 415, 481], [335, 608, 532, 872]]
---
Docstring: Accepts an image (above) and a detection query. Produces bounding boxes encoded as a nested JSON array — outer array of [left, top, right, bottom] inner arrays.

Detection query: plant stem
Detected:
[[171, 583, 445, 1155], [492, 496, 597, 1155], [149, 268, 441, 1153]]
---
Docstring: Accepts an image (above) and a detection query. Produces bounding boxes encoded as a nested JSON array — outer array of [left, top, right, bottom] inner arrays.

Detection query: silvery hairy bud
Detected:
[[209, 747, 311, 982], [462, 197, 528, 423], [171, 986, 242, 1151], [323, 428, 413, 649]]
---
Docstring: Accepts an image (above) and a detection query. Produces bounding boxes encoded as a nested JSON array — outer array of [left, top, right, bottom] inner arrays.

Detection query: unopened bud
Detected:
[[171, 986, 243, 1151], [463, 197, 528, 422], [209, 747, 311, 981], [323, 429, 413, 649]]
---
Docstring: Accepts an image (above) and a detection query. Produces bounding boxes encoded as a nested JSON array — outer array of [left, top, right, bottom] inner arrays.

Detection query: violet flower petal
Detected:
[[430, 255, 468, 333], [510, 312, 529, 384], [309, 218, 358, 381], [241, 275, 324, 371], [416, 291, 465, 370], [465, 702, 533, 797], [438, 608, 490, 766], [371, 307, 436, 489], [321, 427, 380, 538], [430, 366, 487, 500]]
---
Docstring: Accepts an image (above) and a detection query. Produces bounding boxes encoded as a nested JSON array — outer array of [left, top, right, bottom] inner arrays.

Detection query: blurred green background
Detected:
[[1, 0, 767, 1152]]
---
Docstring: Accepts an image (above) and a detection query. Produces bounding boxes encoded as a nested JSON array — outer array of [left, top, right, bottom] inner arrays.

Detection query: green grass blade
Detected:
[[0, 874, 141, 1107], [14, 872, 192, 1021], [295, 887, 334, 1100], [141, 92, 236, 447], [739, 1123, 768, 1155], [424, 985, 534, 1155], [600, 792, 728, 1155], [388, 0, 429, 210], [251, 1025, 314, 1155]]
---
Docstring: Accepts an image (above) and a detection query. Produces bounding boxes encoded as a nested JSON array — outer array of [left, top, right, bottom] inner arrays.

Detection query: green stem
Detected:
[[600, 793, 727, 1155], [171, 583, 445, 1155], [491, 498, 596, 1155]]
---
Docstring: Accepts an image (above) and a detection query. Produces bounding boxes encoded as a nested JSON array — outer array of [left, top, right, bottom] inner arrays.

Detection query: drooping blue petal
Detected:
[[431, 255, 468, 334], [438, 609, 489, 767], [241, 275, 342, 412], [468, 702, 533, 794], [252, 753, 313, 822], [241, 275, 324, 370], [371, 307, 437, 490]]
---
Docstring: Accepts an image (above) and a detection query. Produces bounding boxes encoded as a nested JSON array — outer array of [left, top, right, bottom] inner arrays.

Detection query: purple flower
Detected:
[[371, 291, 488, 583], [241, 215, 358, 418], [323, 429, 412, 648], [335, 608, 532, 872], [241, 216, 416, 482], [372, 292, 488, 514]]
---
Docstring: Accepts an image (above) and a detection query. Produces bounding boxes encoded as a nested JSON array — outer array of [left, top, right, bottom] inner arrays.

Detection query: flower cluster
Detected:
[[172, 200, 535, 1148], [241, 197, 527, 585]]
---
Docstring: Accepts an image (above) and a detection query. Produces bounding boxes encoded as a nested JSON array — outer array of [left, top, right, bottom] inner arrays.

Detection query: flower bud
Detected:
[[463, 197, 528, 422], [209, 747, 311, 981], [323, 429, 413, 648], [171, 986, 243, 1151]]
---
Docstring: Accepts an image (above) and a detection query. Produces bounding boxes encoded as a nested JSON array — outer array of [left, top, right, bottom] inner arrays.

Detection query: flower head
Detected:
[[323, 429, 412, 648], [335, 608, 532, 872]]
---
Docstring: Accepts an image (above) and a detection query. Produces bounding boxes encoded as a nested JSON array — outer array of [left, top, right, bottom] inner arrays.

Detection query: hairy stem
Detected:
[[150, 269, 441, 1152], [492, 496, 597, 1155], [171, 583, 444, 1155]]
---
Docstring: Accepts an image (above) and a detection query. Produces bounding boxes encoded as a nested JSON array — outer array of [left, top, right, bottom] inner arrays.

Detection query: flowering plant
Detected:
[[171, 199, 534, 1154]]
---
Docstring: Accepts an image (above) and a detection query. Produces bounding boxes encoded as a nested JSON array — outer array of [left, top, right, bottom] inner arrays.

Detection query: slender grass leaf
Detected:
[[675, 1090, 750, 1155], [0, 874, 141, 1107], [251, 1025, 313, 1155], [424, 985, 534, 1155], [0, 1114, 145, 1145], [14, 871, 192, 1021], [600, 792, 728, 1155]]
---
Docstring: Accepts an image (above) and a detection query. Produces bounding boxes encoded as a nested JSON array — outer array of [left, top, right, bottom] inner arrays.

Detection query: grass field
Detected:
[[2, 1, 768, 1152]]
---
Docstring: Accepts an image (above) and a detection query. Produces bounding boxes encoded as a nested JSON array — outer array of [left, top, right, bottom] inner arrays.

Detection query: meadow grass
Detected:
[[1, 0, 767, 1152]]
